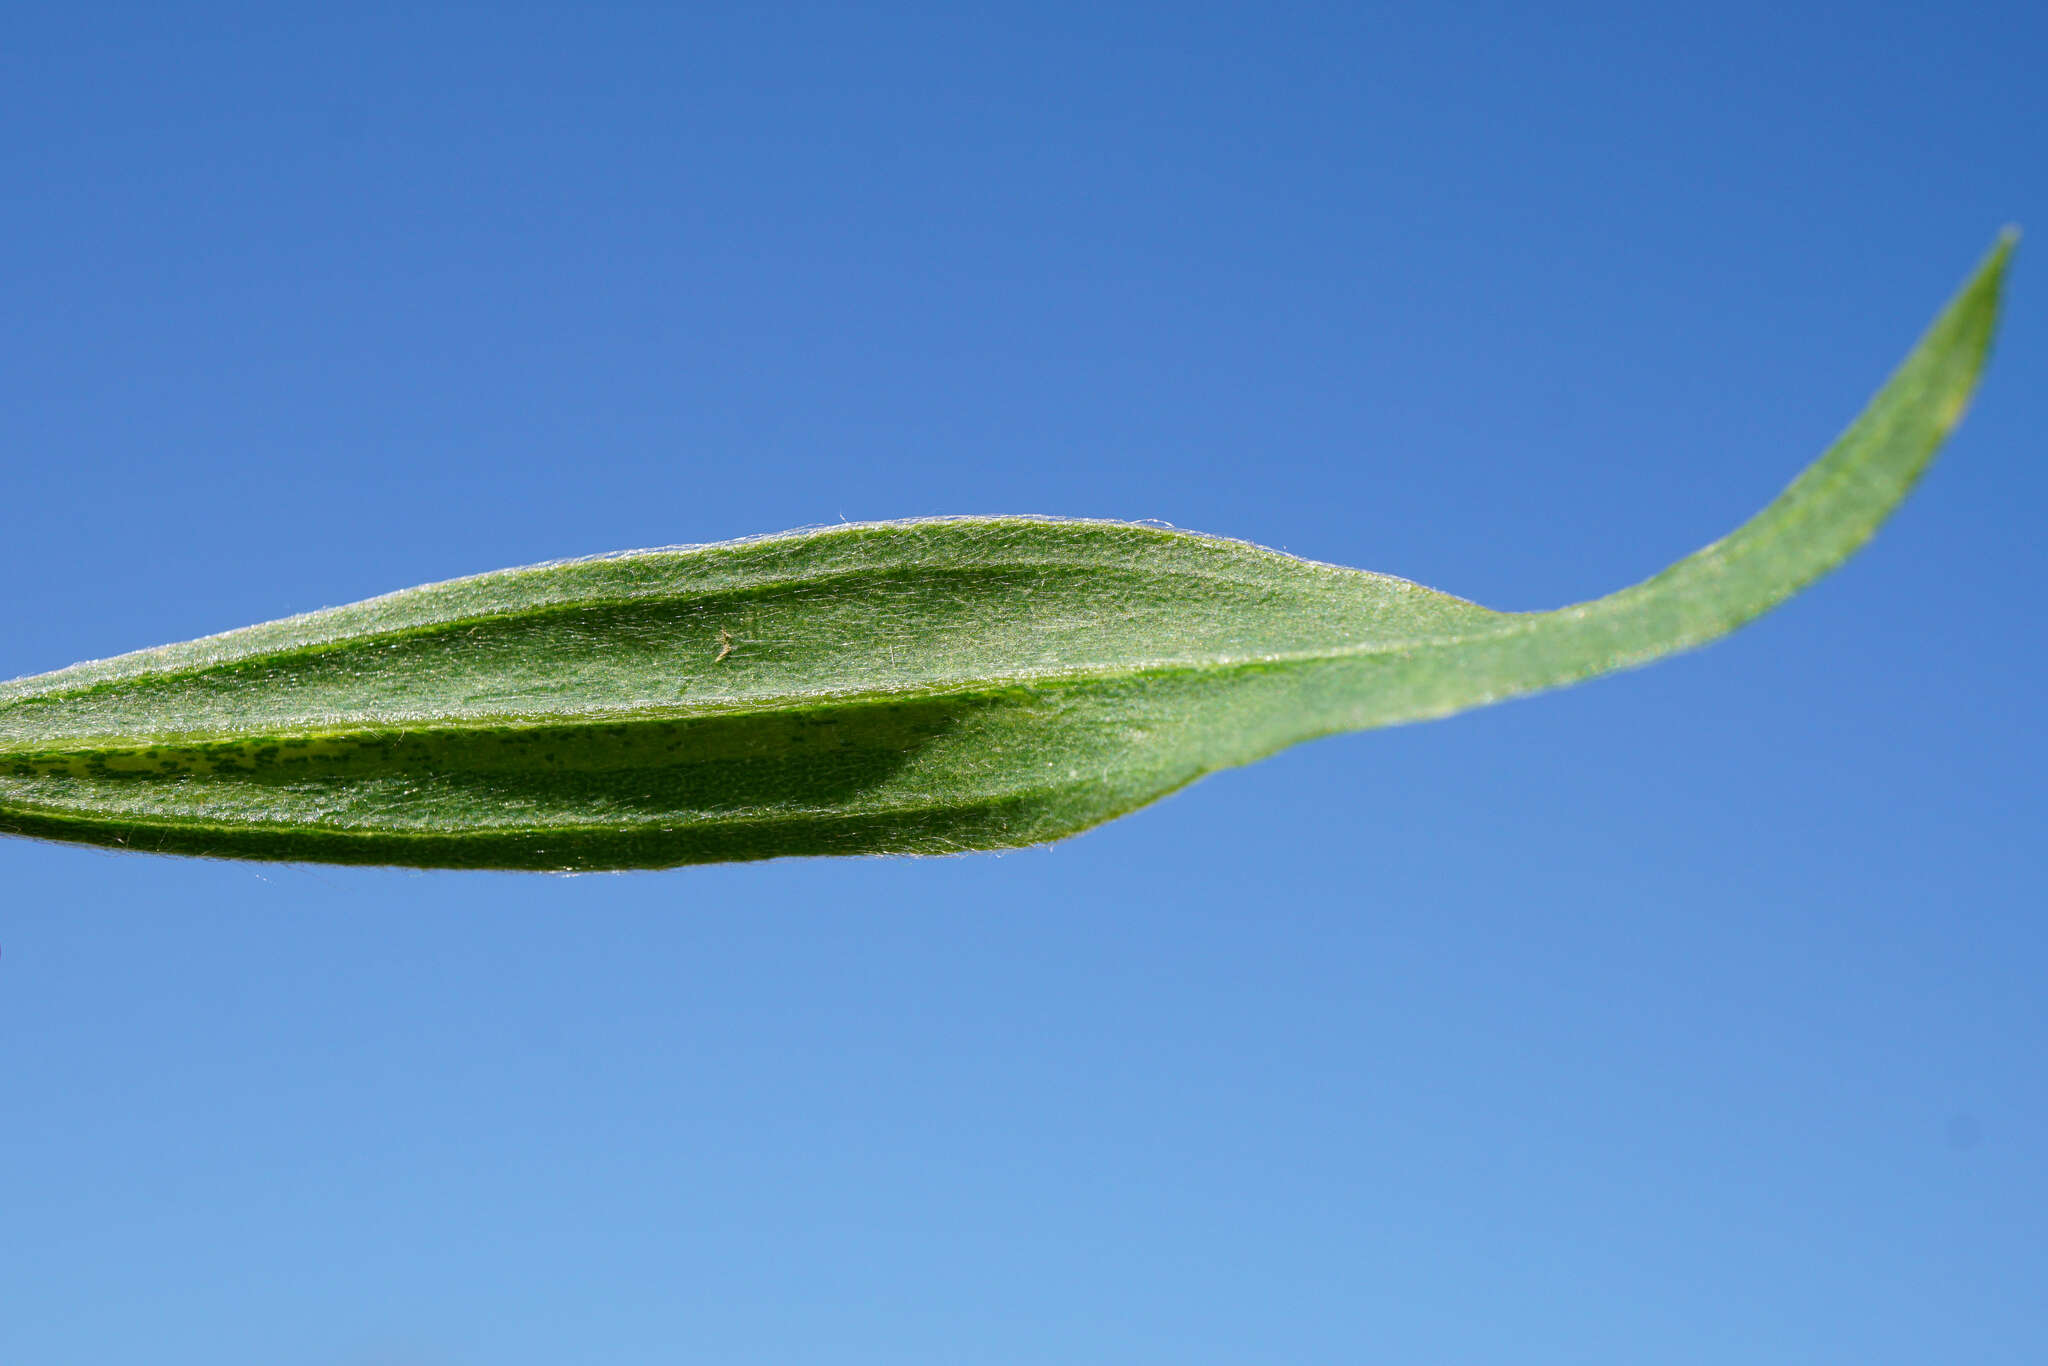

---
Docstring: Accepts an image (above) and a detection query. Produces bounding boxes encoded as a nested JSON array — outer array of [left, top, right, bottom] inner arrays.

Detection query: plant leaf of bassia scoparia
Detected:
[[0, 236, 2015, 870]]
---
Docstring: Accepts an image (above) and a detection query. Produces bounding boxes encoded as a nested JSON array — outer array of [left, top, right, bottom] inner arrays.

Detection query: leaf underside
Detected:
[[0, 237, 2014, 870]]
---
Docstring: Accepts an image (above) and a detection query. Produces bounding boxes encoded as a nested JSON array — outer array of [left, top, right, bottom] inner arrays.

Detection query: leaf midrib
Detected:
[[0, 610, 1549, 758]]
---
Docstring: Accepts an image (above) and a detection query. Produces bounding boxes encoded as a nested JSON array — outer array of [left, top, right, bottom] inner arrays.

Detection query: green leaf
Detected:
[[0, 236, 2015, 870]]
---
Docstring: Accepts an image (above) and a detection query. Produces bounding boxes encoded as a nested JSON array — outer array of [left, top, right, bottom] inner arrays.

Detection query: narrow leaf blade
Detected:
[[0, 238, 2013, 869]]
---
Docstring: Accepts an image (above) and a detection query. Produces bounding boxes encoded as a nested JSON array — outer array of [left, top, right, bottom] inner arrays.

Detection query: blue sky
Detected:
[[2, 4, 2043, 1363]]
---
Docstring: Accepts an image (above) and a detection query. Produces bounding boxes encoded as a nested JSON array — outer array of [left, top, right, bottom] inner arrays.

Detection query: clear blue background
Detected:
[[3, 5, 2043, 1363]]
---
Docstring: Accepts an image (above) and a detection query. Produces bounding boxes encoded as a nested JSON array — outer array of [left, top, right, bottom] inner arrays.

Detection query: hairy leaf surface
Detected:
[[0, 238, 2013, 869]]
